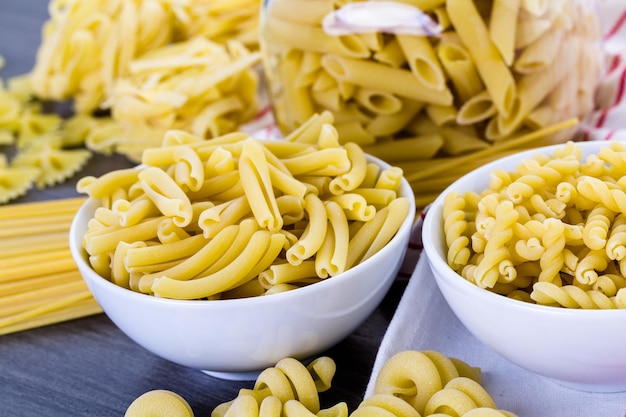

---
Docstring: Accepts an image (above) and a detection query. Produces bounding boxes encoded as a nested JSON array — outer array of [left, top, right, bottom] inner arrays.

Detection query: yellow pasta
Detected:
[[489, 0, 520, 66], [373, 350, 480, 415], [373, 37, 407, 68], [396, 34, 446, 91], [286, 194, 328, 265], [264, 16, 370, 59], [211, 356, 340, 417], [316, 200, 350, 277], [442, 141, 626, 308], [138, 167, 193, 227], [151, 229, 272, 299], [77, 117, 411, 300], [260, 0, 601, 210], [0, 197, 101, 335], [321, 54, 453, 106], [436, 34, 483, 104], [447, 0, 516, 117], [239, 138, 283, 232], [128, 350, 522, 417]]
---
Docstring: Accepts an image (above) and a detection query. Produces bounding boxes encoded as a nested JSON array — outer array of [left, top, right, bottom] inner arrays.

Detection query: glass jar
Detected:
[[259, 0, 603, 157]]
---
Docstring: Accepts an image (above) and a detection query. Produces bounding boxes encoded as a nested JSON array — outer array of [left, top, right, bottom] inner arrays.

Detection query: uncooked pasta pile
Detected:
[[0, 197, 101, 335], [0, 0, 263, 204]]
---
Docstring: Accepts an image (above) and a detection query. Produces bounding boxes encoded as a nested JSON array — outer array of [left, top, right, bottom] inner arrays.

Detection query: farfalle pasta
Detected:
[[0, 154, 39, 204], [77, 114, 410, 300], [0, 75, 89, 203], [442, 140, 626, 309]]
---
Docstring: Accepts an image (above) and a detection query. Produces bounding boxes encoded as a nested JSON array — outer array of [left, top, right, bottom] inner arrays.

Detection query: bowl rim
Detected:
[[422, 140, 626, 317], [69, 154, 416, 308]]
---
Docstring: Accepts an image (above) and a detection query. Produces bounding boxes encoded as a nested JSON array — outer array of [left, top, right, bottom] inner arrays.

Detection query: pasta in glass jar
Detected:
[[259, 0, 604, 205]]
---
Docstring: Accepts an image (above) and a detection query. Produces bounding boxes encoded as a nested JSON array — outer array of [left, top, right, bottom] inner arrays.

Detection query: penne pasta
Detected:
[[435, 34, 483, 103], [446, 0, 516, 117], [396, 34, 446, 91], [321, 54, 453, 106], [489, 0, 520, 66]]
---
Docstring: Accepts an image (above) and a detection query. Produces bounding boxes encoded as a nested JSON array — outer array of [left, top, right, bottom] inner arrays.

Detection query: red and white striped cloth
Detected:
[[585, 0, 626, 141]]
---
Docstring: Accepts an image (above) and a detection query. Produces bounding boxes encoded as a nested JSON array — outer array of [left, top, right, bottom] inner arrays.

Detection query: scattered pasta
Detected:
[[124, 390, 194, 417], [259, 0, 603, 207], [442, 141, 626, 309], [126, 351, 519, 417], [0, 154, 39, 204], [211, 356, 341, 417], [0, 76, 90, 203], [77, 114, 411, 300]]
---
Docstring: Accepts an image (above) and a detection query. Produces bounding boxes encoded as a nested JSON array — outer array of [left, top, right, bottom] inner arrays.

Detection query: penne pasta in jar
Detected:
[[259, 0, 603, 208]]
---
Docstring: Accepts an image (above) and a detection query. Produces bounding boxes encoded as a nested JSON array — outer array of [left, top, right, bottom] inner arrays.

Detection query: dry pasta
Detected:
[[77, 115, 411, 300], [30, 0, 261, 114], [442, 141, 626, 309], [211, 356, 339, 417], [126, 350, 521, 416], [0, 197, 102, 336], [1, 0, 263, 202], [124, 390, 194, 417], [260, 0, 602, 209]]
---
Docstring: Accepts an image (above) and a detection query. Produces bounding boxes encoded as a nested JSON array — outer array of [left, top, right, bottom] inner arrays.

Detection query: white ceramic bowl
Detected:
[[423, 141, 626, 393], [69, 157, 415, 380]]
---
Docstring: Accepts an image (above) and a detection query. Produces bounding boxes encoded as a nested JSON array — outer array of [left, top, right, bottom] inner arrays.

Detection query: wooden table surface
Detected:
[[0, 2, 408, 415]]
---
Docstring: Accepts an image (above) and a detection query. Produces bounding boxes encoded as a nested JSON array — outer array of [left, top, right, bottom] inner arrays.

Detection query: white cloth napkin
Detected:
[[365, 2, 626, 414], [365, 252, 626, 415]]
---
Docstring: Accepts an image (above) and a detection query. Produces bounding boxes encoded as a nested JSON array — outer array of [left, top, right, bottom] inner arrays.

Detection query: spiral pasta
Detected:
[[442, 192, 471, 270], [124, 390, 194, 417], [126, 351, 521, 417], [442, 141, 626, 308], [211, 356, 341, 417], [373, 350, 481, 415]]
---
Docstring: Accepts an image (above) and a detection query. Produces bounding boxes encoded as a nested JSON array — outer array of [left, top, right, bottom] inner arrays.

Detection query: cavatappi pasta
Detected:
[[442, 141, 626, 309], [126, 351, 518, 417], [77, 117, 411, 300], [259, 0, 602, 208]]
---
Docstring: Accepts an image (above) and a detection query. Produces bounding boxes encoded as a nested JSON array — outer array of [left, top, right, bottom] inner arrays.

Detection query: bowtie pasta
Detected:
[[0, 77, 91, 203], [77, 115, 410, 300], [442, 140, 626, 309]]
